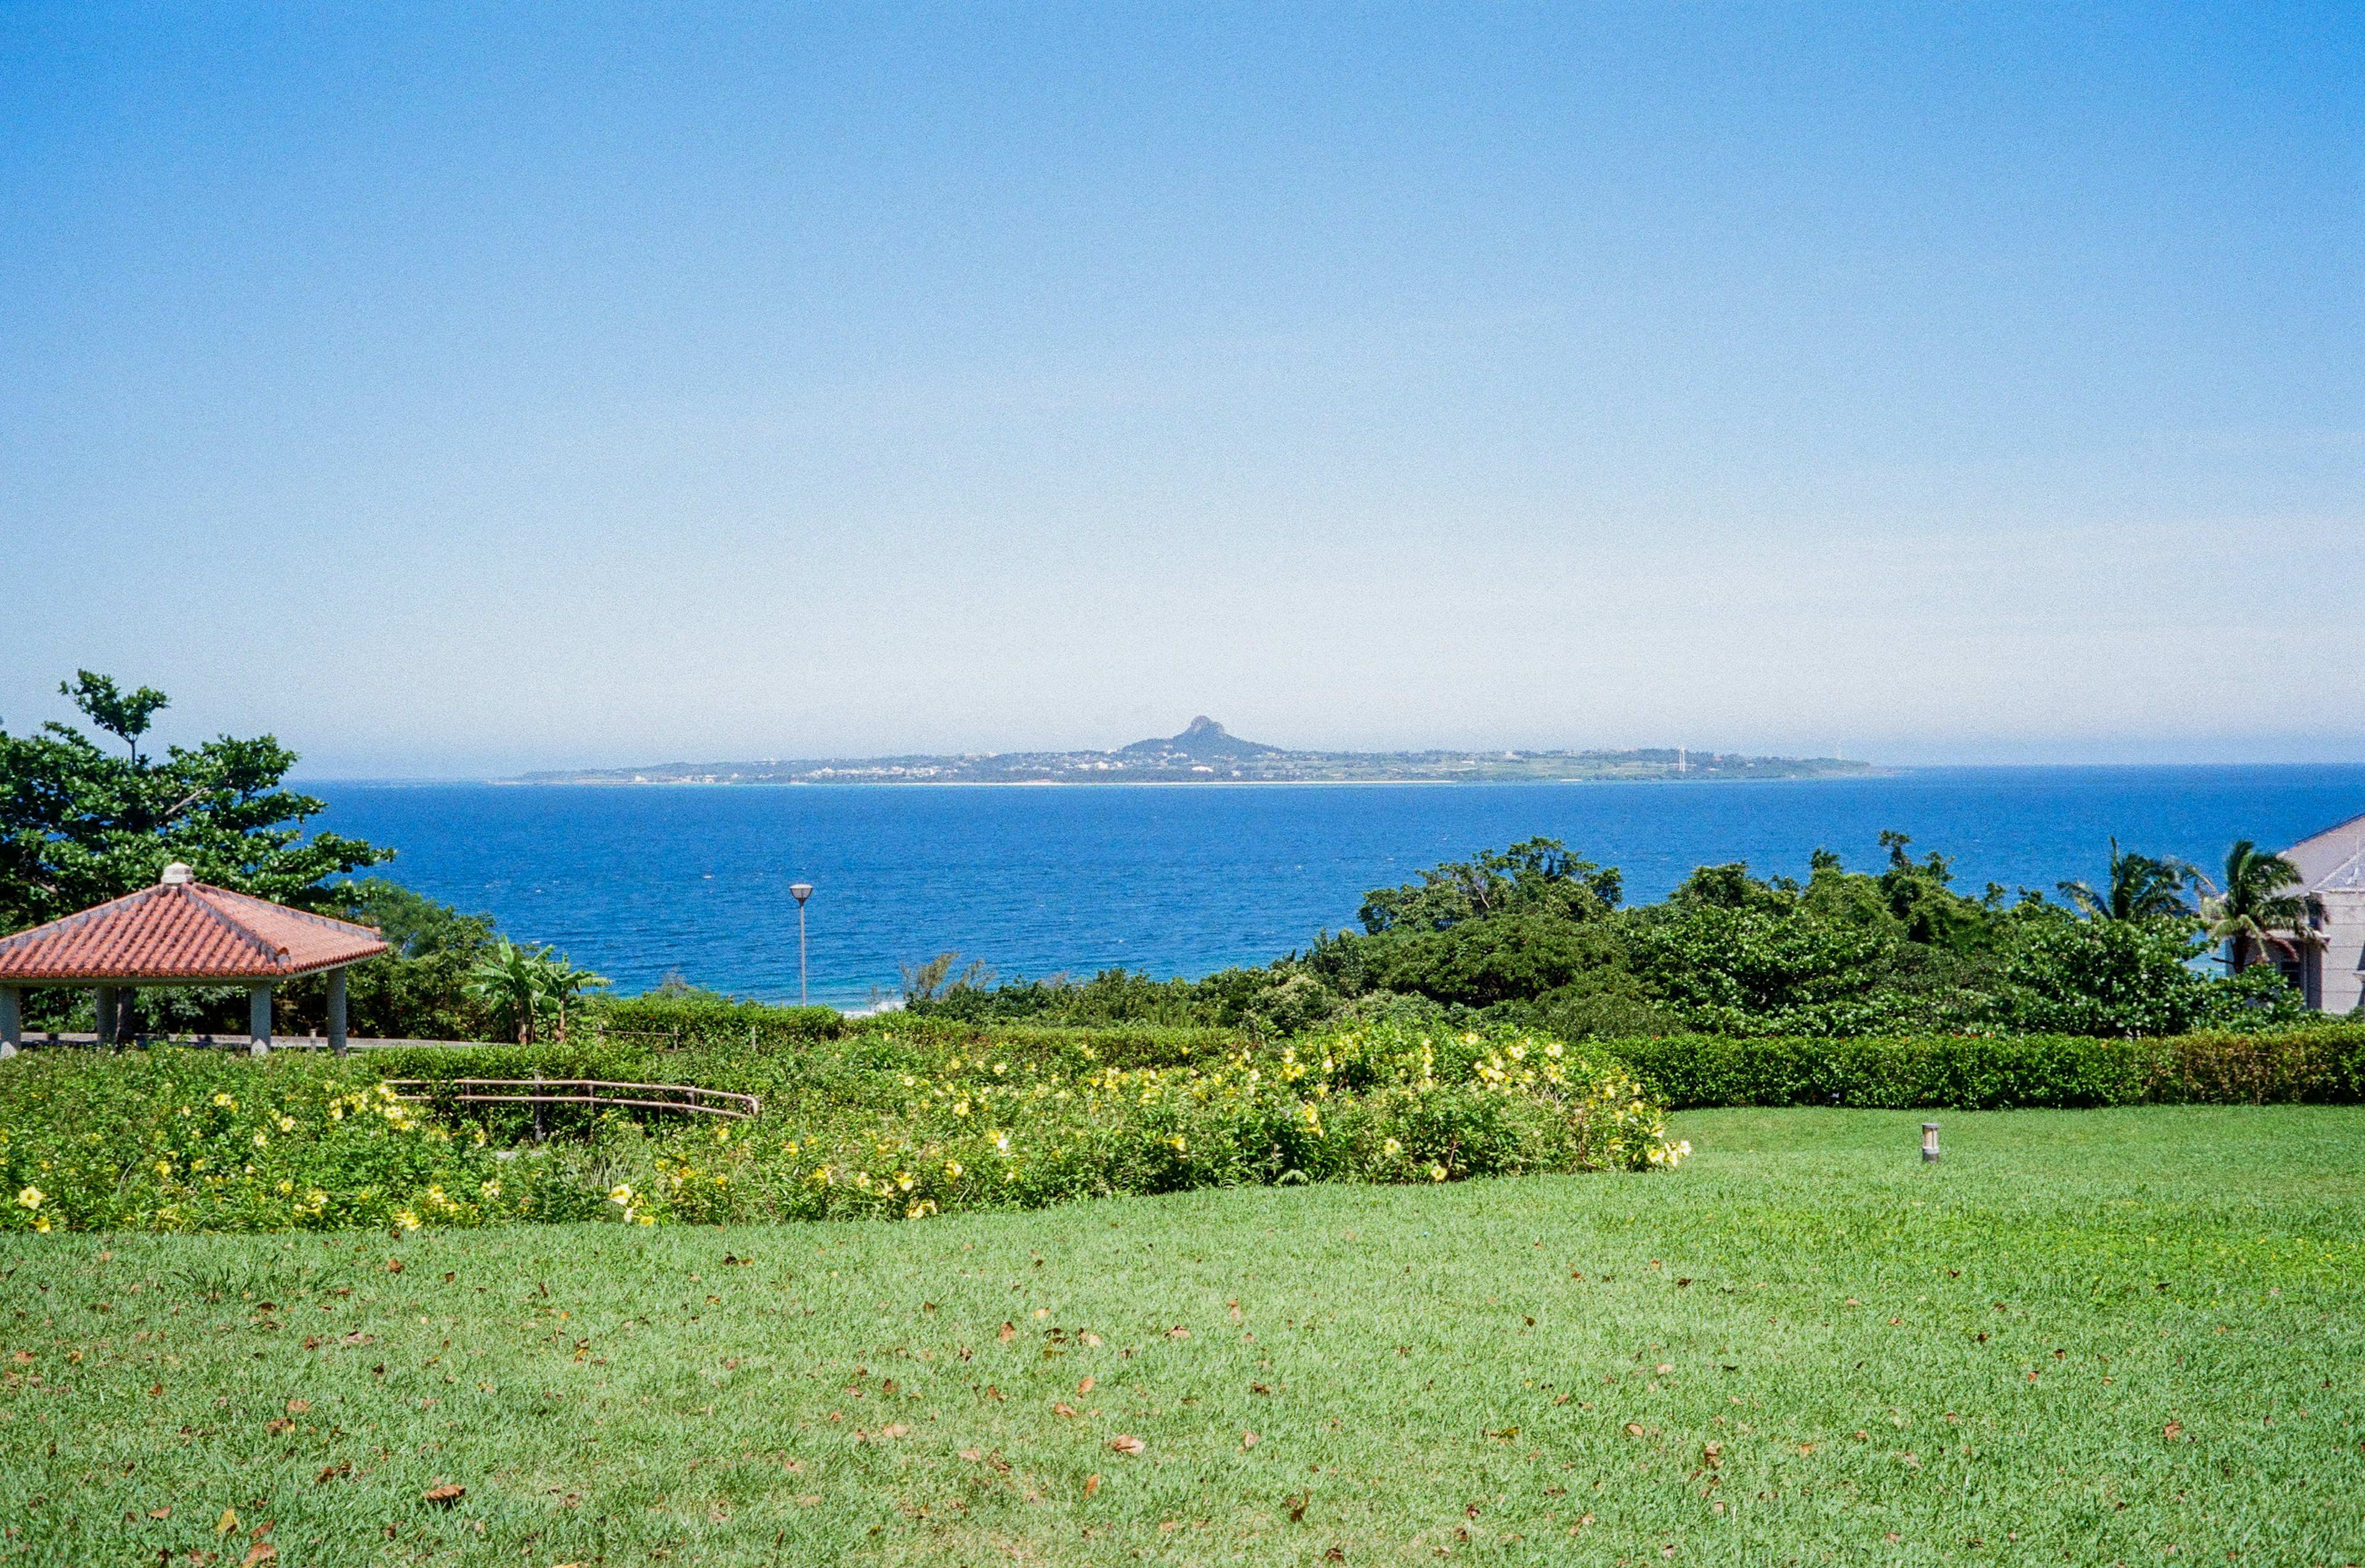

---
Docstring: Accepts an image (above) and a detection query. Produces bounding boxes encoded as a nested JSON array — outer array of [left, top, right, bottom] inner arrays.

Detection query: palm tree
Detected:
[[466, 937, 548, 1044], [2056, 838, 2196, 922], [535, 951, 609, 1045], [2194, 839, 2321, 972]]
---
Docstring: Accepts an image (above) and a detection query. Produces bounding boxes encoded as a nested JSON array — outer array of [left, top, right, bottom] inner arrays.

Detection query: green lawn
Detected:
[[6, 1107, 2364, 1566]]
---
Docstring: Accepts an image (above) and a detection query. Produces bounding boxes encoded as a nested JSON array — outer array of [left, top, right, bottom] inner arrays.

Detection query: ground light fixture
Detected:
[[790, 882, 815, 1006], [1922, 1122, 1942, 1163]]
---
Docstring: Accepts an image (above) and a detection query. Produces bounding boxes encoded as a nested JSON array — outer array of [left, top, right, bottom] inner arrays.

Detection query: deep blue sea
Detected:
[[307, 768, 2365, 1008]]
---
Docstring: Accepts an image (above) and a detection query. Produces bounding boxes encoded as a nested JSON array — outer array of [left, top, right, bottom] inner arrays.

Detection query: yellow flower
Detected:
[[394, 1208, 421, 1231], [1428, 1163, 1448, 1182], [1383, 1139, 1402, 1157], [211, 1093, 235, 1109], [252, 1133, 268, 1148], [275, 1113, 297, 1133], [953, 1101, 971, 1117], [713, 1125, 731, 1144], [276, 1180, 293, 1195], [609, 1184, 635, 1207], [15, 1186, 42, 1209], [944, 1161, 963, 1179]]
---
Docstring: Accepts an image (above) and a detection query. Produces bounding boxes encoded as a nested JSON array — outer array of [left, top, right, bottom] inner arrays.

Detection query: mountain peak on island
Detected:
[[1120, 716, 1286, 762]]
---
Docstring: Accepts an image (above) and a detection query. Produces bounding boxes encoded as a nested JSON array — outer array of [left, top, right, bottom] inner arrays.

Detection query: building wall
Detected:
[[2316, 890, 2365, 1017]]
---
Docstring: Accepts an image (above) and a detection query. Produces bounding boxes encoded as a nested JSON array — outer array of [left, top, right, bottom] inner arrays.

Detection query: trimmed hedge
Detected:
[[1599, 1025, 2365, 1110], [586, 996, 1246, 1070]]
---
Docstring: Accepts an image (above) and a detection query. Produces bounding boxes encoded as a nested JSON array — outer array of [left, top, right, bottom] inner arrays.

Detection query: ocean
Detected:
[[306, 767, 2365, 1009]]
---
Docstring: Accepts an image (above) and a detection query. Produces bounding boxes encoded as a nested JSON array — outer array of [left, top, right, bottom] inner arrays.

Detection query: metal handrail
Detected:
[[381, 1078, 759, 1120]]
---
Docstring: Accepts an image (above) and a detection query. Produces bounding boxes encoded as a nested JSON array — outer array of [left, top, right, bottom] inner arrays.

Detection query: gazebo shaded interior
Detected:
[[0, 864, 389, 1055]]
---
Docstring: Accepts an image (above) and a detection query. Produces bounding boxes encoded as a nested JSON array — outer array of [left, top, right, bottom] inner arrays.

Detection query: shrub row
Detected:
[[0, 1024, 1685, 1233], [1597, 1024, 2365, 1110]]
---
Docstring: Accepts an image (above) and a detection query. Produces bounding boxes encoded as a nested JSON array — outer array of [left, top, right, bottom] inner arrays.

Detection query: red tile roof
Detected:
[[0, 879, 389, 983]]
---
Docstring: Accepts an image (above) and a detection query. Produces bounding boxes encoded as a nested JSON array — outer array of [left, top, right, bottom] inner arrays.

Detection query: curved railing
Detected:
[[381, 1078, 759, 1120]]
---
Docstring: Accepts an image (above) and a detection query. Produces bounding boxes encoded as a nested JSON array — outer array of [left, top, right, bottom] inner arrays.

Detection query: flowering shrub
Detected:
[[0, 1023, 1685, 1233], [0, 1049, 582, 1234]]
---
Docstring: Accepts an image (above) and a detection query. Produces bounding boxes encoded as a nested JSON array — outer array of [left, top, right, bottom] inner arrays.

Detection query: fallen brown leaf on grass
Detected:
[[422, 1483, 465, 1507], [1110, 1435, 1146, 1456], [386, 1259, 403, 1274], [147, 1507, 171, 1519], [1624, 1423, 1645, 1437], [265, 1418, 294, 1434], [1288, 1493, 1309, 1522], [242, 1545, 277, 1566], [1085, 1473, 1100, 1498], [315, 1463, 352, 1484], [1082, 1332, 1102, 1347], [958, 1449, 983, 1461], [2164, 1419, 2183, 1441], [217, 1509, 238, 1535], [1702, 1441, 1722, 1468], [1078, 1376, 1095, 1394], [997, 1322, 1016, 1344], [285, 1399, 310, 1415], [1241, 1430, 1258, 1450], [1166, 1325, 1190, 1340], [1052, 1403, 1078, 1418]]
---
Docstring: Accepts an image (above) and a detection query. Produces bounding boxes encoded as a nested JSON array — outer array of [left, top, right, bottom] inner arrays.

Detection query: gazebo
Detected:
[[0, 863, 389, 1058]]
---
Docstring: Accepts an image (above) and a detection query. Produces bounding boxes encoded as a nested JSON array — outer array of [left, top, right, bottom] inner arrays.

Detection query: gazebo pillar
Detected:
[[248, 984, 273, 1057], [0, 985, 20, 1058], [327, 967, 348, 1058], [95, 984, 118, 1045]]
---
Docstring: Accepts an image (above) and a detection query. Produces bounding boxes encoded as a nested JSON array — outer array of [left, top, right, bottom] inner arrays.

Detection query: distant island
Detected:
[[512, 717, 1877, 785]]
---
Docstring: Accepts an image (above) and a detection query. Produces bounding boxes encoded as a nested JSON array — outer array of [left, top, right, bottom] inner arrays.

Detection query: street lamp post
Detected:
[[790, 883, 814, 1006]]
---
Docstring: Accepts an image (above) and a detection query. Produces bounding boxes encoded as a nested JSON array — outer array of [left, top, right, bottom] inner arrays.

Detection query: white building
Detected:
[[2273, 812, 2365, 1015]]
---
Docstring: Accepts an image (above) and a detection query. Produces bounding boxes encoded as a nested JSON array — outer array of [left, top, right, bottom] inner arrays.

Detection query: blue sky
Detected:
[[2, 4, 2358, 777]]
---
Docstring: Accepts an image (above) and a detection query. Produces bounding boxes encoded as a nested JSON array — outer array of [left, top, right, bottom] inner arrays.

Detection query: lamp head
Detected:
[[790, 882, 814, 905]]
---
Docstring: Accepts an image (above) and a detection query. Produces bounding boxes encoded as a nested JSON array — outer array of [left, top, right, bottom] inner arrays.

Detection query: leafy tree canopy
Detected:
[[2057, 837, 2196, 923], [0, 671, 389, 929], [1356, 836, 1622, 934], [2197, 839, 2320, 969]]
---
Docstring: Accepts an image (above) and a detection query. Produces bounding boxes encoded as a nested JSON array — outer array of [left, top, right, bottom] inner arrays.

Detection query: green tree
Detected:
[[2056, 838, 2196, 922], [1359, 912, 1625, 1008], [1621, 900, 1899, 1037], [0, 672, 387, 929], [536, 949, 610, 1043], [1356, 837, 1621, 934], [2195, 839, 2321, 974], [269, 881, 499, 1041], [1999, 905, 2304, 1036], [467, 939, 549, 1045]]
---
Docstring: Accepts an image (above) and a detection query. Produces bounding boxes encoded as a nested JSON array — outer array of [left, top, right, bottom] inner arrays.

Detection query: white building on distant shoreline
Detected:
[[2272, 812, 2365, 1014]]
